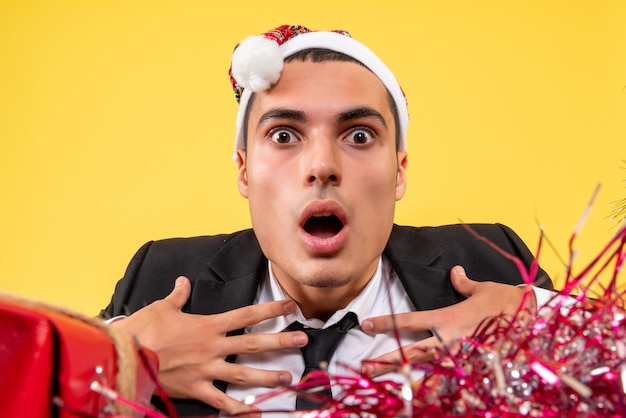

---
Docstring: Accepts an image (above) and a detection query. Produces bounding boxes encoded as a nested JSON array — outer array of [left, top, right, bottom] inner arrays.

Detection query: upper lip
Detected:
[[299, 200, 347, 229]]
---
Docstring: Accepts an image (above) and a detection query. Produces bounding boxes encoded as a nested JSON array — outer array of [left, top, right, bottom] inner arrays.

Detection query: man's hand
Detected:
[[111, 276, 308, 415], [360, 265, 536, 377]]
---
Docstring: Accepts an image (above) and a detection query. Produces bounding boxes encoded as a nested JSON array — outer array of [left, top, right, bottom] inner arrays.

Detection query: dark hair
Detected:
[[242, 48, 401, 151]]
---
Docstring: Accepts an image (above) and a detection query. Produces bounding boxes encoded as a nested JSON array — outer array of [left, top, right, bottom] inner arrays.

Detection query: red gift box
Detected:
[[0, 294, 159, 417]]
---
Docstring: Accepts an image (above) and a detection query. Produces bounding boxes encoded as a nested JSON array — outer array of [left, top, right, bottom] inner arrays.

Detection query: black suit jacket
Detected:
[[103, 223, 551, 416]]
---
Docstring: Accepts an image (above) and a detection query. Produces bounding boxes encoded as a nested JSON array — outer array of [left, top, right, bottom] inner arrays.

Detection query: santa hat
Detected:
[[229, 24, 409, 160]]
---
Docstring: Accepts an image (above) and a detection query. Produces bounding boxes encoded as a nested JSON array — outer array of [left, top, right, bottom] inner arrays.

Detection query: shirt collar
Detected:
[[264, 258, 388, 330]]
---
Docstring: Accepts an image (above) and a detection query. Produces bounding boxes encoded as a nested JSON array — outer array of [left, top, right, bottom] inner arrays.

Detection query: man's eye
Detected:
[[271, 130, 296, 144], [348, 130, 372, 144]]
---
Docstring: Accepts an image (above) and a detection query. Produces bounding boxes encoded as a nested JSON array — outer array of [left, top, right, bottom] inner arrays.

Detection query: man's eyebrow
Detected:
[[337, 107, 388, 128], [258, 109, 307, 125]]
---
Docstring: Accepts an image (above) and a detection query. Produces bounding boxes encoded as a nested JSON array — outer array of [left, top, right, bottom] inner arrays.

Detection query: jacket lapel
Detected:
[[385, 225, 462, 311], [189, 229, 266, 315]]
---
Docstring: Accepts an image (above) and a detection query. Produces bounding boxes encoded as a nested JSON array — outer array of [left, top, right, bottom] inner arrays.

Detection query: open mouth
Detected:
[[303, 213, 344, 239]]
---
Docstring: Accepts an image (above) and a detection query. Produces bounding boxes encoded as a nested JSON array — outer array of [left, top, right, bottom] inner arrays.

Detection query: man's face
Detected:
[[236, 59, 407, 305]]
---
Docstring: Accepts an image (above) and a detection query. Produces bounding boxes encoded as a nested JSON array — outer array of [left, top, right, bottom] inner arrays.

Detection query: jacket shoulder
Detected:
[[388, 223, 551, 289], [138, 230, 253, 264], [102, 229, 261, 317], [390, 223, 533, 254]]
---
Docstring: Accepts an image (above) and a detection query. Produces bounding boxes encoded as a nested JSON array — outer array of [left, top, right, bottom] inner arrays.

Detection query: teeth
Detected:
[[312, 212, 332, 217]]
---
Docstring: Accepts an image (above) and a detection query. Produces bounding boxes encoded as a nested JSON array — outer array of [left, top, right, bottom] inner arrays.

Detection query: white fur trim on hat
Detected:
[[233, 31, 409, 161]]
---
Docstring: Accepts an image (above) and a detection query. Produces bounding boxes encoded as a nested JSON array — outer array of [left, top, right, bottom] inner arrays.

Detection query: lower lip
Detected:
[[300, 226, 348, 254]]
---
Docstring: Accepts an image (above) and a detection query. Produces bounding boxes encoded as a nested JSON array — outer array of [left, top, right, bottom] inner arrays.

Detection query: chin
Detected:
[[299, 271, 356, 289], [303, 278, 347, 289]]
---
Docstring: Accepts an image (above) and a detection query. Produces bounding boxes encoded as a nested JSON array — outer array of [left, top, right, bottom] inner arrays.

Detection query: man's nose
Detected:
[[304, 137, 341, 186]]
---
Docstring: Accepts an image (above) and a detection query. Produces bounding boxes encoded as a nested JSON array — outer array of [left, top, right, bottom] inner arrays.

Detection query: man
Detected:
[[103, 25, 552, 416]]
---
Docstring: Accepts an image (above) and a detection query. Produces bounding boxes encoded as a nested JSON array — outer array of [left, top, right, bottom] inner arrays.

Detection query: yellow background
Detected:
[[1, 1, 624, 314]]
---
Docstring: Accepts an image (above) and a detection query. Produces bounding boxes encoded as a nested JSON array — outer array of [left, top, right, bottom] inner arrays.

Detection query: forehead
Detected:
[[248, 60, 393, 123]]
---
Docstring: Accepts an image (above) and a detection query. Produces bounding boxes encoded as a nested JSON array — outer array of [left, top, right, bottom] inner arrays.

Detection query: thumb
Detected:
[[450, 265, 477, 297], [164, 276, 191, 310]]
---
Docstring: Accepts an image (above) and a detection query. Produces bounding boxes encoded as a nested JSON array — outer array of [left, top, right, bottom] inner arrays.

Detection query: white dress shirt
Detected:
[[225, 257, 431, 413]]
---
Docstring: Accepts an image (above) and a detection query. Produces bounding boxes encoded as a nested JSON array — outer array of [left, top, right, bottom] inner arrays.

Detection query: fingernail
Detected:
[[361, 320, 373, 332], [454, 265, 466, 275], [293, 333, 307, 346], [362, 364, 374, 376], [283, 300, 296, 313], [175, 276, 185, 287], [278, 372, 292, 385]]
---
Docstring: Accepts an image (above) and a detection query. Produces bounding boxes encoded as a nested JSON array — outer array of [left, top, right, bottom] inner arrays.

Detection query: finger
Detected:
[[361, 310, 443, 333], [196, 383, 261, 417], [164, 276, 192, 310], [449, 265, 479, 297], [362, 336, 439, 377], [217, 299, 298, 331], [209, 362, 293, 388], [222, 330, 307, 356]]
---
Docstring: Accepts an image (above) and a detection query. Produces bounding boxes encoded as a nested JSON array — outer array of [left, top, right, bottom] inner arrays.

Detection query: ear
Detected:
[[395, 150, 408, 201], [236, 148, 249, 198]]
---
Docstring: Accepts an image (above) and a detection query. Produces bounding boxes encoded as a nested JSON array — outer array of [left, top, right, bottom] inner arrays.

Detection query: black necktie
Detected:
[[286, 312, 359, 411]]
